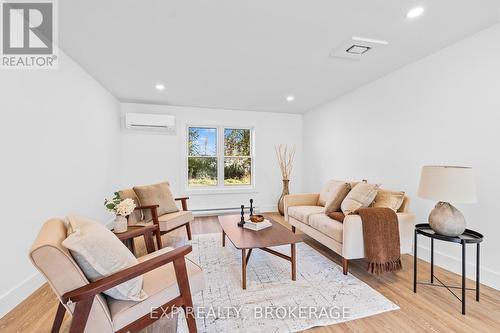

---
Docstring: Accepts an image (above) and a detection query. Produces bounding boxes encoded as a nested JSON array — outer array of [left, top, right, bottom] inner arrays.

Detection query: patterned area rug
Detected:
[[178, 233, 398, 332]]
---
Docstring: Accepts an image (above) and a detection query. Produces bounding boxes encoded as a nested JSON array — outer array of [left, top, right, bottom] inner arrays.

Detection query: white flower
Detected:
[[115, 198, 136, 217]]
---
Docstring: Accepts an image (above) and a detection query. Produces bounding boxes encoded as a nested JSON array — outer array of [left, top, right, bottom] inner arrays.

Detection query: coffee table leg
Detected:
[[222, 230, 226, 247], [242, 249, 247, 290], [291, 243, 296, 281]]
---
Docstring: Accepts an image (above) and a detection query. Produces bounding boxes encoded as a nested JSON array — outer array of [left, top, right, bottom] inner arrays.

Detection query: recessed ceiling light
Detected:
[[286, 95, 295, 102], [406, 7, 424, 19], [155, 83, 165, 91]]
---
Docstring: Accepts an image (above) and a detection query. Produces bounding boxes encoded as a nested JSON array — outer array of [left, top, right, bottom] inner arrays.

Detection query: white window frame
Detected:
[[184, 124, 256, 195]]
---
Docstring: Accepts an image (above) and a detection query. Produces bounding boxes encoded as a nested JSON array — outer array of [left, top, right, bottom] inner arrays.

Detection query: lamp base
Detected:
[[429, 202, 466, 237]]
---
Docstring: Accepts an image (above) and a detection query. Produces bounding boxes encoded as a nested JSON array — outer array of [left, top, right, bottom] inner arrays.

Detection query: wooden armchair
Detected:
[[30, 219, 205, 333], [119, 183, 194, 247]]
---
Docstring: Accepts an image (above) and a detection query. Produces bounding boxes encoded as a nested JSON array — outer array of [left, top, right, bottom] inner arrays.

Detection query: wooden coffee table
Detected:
[[218, 215, 302, 289]]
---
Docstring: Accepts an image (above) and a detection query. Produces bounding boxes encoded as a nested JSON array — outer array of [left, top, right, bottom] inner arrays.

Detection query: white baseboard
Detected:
[[0, 272, 45, 318], [417, 244, 500, 291], [192, 205, 278, 217]]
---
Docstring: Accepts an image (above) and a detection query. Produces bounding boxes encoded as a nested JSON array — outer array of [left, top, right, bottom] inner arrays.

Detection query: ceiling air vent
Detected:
[[330, 36, 388, 61]]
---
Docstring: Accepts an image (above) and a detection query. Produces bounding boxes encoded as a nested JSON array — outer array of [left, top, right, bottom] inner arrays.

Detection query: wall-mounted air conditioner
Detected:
[[125, 113, 175, 131]]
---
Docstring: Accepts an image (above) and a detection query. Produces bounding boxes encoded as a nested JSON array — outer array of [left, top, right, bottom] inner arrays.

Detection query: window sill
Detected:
[[184, 187, 258, 196]]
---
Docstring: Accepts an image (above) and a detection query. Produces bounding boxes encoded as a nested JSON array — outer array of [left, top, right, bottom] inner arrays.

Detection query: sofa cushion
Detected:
[[309, 214, 343, 243], [324, 182, 351, 214], [341, 182, 380, 215], [118, 188, 142, 225], [63, 215, 147, 301], [133, 182, 179, 222], [372, 189, 406, 212], [107, 246, 205, 331], [287, 206, 324, 225]]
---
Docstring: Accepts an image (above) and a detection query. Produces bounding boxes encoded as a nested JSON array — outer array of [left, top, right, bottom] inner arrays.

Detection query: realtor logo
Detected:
[[1, 0, 58, 69]]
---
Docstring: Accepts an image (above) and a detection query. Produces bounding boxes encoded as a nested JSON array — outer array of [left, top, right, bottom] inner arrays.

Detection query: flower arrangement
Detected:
[[104, 192, 136, 217]]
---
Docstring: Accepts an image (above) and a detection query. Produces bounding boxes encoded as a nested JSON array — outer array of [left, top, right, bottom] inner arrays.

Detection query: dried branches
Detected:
[[275, 144, 296, 180]]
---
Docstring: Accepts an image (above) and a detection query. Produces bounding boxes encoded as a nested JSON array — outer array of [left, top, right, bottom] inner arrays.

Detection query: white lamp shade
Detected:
[[418, 166, 476, 203]]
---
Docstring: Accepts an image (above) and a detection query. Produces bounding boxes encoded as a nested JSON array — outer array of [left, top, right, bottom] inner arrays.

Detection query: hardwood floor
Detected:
[[2, 213, 500, 332]]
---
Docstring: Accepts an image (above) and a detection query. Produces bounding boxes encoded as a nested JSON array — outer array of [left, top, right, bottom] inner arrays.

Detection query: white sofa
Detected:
[[284, 189, 415, 275]]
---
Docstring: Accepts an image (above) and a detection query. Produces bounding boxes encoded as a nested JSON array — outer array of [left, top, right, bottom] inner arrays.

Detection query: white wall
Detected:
[[303, 24, 500, 290], [0, 52, 121, 316], [119, 103, 303, 213]]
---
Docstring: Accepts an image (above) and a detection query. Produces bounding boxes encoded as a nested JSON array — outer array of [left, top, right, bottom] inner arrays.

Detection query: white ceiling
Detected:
[[59, 0, 500, 114]]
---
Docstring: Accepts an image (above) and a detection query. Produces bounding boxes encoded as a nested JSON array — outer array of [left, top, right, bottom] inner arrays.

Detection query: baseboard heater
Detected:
[[192, 206, 259, 216]]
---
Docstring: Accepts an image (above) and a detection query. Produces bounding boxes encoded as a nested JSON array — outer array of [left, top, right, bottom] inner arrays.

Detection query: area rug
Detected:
[[177, 233, 398, 332]]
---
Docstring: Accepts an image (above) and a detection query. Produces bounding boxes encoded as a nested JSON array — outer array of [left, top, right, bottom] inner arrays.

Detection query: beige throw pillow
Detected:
[[318, 180, 348, 206], [341, 182, 380, 215], [324, 182, 351, 214], [372, 189, 405, 212], [133, 182, 179, 221], [62, 215, 147, 301], [119, 188, 142, 225]]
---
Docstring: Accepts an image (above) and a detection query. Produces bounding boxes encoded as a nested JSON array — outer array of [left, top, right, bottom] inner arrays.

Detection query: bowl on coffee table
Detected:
[[250, 215, 265, 223]]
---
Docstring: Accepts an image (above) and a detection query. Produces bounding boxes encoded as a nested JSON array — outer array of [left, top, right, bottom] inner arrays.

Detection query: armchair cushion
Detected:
[[137, 210, 193, 232], [118, 188, 143, 225], [107, 247, 205, 331], [63, 215, 147, 302], [133, 182, 179, 222], [287, 206, 324, 225]]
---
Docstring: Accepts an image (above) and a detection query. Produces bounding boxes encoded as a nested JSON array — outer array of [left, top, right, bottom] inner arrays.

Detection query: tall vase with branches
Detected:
[[275, 144, 296, 215]]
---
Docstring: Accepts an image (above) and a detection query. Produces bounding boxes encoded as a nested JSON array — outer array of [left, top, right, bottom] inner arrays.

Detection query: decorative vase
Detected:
[[278, 179, 290, 216], [429, 202, 466, 237], [113, 215, 128, 233]]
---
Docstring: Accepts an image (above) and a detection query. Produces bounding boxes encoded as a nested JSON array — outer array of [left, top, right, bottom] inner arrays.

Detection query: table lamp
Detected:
[[417, 166, 476, 237]]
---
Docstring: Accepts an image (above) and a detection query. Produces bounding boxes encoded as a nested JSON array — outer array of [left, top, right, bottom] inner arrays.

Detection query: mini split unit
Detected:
[[125, 113, 175, 132], [330, 36, 388, 60]]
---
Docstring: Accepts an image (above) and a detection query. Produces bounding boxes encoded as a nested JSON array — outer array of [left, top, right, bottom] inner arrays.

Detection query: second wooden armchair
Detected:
[[119, 182, 194, 249]]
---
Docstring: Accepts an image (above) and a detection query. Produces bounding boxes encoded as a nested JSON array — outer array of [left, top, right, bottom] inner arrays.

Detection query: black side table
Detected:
[[413, 223, 483, 315]]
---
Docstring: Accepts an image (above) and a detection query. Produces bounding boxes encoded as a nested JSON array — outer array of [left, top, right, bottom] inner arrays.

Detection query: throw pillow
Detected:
[[133, 181, 179, 222], [119, 188, 142, 225], [372, 189, 406, 212], [326, 211, 345, 223], [324, 182, 351, 214], [318, 180, 348, 206], [62, 215, 147, 301], [319, 179, 368, 206], [341, 182, 380, 215]]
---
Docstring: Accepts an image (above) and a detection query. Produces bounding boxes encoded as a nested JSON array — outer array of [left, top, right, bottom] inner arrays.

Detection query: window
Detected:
[[187, 126, 253, 188], [187, 127, 217, 186]]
